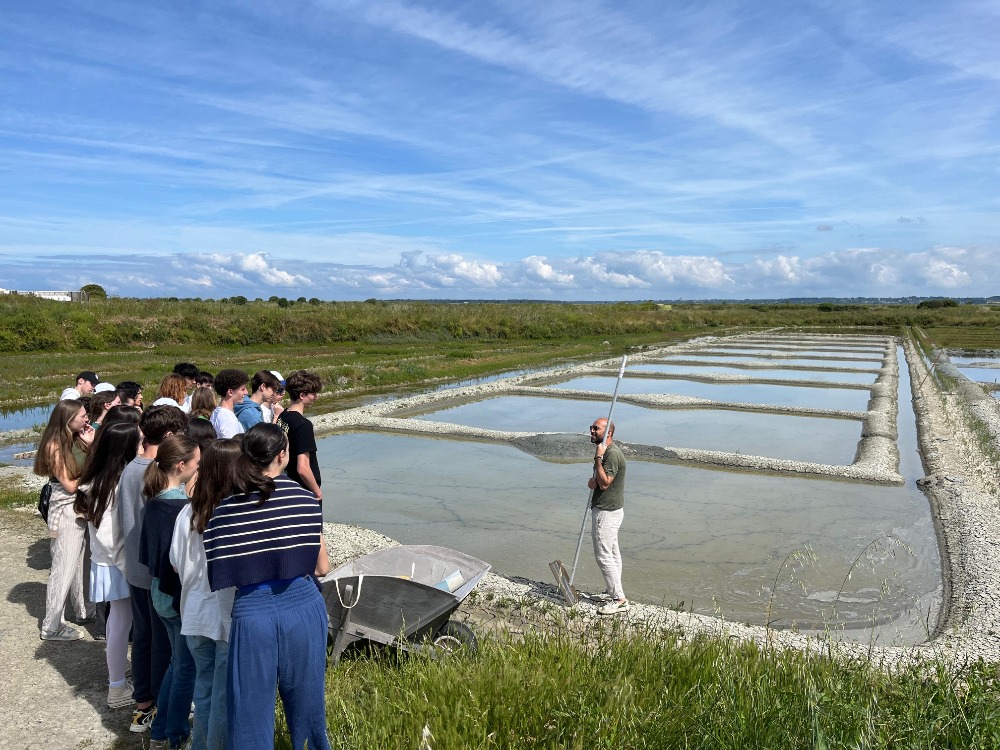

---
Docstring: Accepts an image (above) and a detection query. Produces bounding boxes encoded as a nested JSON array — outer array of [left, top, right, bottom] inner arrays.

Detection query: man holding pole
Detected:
[[588, 417, 629, 614]]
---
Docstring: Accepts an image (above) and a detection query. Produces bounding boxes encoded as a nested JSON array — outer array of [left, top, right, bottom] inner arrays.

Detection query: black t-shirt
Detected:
[[277, 410, 321, 490]]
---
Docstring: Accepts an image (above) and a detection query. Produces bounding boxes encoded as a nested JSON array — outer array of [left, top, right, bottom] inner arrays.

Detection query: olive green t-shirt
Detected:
[[591, 442, 626, 511]]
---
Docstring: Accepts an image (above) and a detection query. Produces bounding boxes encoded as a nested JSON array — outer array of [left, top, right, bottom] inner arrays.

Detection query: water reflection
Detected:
[[0, 442, 36, 465], [544, 376, 870, 412], [631, 363, 877, 384], [415, 397, 861, 464], [956, 367, 1000, 384], [0, 405, 53, 432], [320, 432, 938, 640]]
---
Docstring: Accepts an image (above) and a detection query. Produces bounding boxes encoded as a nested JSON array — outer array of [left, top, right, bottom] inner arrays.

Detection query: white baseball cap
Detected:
[[94, 382, 116, 393]]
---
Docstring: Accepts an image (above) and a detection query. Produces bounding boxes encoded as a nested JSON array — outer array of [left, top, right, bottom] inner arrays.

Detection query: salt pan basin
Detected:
[[410, 396, 861, 465], [320, 432, 939, 643], [544, 376, 871, 412]]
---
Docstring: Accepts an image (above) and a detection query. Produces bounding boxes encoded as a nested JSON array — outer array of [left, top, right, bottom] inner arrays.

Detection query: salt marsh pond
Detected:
[[316, 333, 941, 644]]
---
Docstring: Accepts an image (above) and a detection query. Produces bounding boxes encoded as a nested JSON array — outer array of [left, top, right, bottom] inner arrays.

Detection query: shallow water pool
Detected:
[[630, 363, 878, 384], [542, 376, 871, 412], [412, 396, 861, 464], [320, 432, 938, 639]]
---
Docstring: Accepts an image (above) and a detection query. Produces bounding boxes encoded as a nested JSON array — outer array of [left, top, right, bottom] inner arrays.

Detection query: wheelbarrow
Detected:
[[319, 544, 491, 664]]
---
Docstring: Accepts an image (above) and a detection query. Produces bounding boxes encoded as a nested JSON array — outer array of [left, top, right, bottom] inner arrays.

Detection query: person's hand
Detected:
[[595, 445, 606, 459], [587, 478, 597, 490], [272, 403, 284, 420], [79, 423, 96, 445]]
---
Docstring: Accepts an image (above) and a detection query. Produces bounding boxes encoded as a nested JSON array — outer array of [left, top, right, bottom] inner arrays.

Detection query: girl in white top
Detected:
[[74, 421, 141, 709], [170, 438, 241, 750]]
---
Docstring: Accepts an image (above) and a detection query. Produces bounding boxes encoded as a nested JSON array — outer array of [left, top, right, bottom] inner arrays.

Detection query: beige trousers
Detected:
[[42, 501, 91, 634], [591, 507, 625, 601]]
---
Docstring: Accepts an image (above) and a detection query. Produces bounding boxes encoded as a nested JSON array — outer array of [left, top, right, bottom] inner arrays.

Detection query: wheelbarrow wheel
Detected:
[[432, 621, 477, 655]]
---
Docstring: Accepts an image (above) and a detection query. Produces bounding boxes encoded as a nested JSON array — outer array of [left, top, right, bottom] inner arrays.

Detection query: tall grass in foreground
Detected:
[[297, 626, 1000, 749]]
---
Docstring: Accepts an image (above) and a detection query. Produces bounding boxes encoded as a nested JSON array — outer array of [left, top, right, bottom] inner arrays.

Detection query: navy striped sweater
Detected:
[[204, 475, 322, 591]]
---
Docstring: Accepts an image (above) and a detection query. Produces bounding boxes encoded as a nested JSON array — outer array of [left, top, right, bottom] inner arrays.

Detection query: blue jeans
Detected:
[[151, 580, 195, 746], [187, 635, 229, 750], [229, 576, 330, 750]]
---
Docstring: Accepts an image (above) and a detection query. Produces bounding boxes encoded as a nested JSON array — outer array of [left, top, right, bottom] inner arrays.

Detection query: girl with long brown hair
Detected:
[[33, 399, 95, 640], [189, 386, 217, 421], [170, 438, 242, 750], [140, 435, 200, 749], [74, 421, 141, 707]]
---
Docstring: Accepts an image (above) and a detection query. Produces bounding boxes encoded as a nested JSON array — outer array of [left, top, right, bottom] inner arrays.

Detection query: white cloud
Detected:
[[517, 256, 575, 286], [1, 243, 999, 299]]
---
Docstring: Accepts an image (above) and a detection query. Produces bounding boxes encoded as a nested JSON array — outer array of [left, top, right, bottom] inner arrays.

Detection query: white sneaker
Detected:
[[598, 600, 631, 615], [107, 680, 135, 709], [40, 626, 84, 641]]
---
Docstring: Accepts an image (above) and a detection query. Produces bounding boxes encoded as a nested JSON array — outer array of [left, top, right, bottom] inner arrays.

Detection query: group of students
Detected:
[[33, 364, 332, 750]]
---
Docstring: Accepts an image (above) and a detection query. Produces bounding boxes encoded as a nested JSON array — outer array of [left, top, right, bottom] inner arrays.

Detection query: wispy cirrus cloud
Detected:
[[0, 0, 998, 300]]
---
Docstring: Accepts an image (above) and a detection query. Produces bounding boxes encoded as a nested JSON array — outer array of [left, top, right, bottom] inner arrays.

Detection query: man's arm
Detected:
[[588, 443, 620, 490], [296, 453, 322, 501]]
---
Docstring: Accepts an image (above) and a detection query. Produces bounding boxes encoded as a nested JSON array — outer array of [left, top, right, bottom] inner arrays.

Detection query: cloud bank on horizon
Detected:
[[1, 0, 998, 300]]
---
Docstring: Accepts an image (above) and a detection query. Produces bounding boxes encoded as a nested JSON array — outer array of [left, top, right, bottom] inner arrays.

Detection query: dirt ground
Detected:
[[0, 506, 130, 750]]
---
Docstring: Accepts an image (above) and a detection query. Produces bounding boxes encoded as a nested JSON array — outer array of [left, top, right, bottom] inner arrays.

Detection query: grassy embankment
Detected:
[[6, 296, 1000, 747], [2, 295, 1000, 408], [293, 625, 1000, 749]]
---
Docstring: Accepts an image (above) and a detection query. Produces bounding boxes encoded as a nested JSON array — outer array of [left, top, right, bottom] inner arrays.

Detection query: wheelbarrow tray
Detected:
[[320, 544, 491, 662]]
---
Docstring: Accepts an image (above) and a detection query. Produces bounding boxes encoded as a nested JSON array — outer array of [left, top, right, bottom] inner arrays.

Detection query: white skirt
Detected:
[[89, 562, 130, 602]]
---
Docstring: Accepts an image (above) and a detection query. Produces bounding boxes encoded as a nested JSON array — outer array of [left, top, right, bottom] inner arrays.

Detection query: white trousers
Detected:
[[42, 503, 90, 633], [591, 507, 625, 601]]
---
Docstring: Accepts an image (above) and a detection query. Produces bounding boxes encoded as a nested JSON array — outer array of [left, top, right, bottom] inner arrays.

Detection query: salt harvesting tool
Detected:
[[549, 354, 627, 606]]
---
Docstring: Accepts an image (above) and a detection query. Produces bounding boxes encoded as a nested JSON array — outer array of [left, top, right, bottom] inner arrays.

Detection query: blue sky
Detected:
[[1, 0, 998, 300]]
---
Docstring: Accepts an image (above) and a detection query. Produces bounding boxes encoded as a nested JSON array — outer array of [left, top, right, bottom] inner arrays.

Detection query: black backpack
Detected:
[[37, 481, 52, 523]]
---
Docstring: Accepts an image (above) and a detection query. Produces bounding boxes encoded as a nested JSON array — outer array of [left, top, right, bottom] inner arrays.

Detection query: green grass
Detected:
[[291, 627, 1000, 749], [0, 336, 687, 409], [0, 484, 37, 510], [920, 326, 1000, 351], [7, 295, 1000, 409]]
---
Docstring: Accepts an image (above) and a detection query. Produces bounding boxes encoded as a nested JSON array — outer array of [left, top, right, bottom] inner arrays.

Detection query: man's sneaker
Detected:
[[597, 599, 631, 615], [40, 626, 84, 641], [129, 705, 156, 733], [107, 680, 135, 709]]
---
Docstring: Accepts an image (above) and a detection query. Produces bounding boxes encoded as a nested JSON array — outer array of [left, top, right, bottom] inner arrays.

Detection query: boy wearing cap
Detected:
[[61, 371, 100, 400], [260, 371, 285, 424]]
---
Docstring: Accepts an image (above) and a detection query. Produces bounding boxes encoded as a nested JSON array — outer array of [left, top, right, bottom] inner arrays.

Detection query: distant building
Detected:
[[0, 288, 89, 302]]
